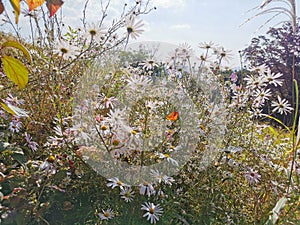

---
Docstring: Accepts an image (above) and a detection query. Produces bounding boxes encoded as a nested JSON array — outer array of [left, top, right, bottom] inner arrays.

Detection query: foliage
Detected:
[[0, 0, 63, 23], [242, 22, 300, 125], [0, 40, 31, 89]]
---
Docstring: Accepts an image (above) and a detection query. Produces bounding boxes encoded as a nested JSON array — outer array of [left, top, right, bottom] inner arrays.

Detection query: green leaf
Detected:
[[2, 41, 32, 63], [9, 0, 20, 24], [15, 212, 26, 225], [0, 142, 10, 152], [2, 55, 29, 89], [12, 152, 27, 164], [54, 169, 68, 180]]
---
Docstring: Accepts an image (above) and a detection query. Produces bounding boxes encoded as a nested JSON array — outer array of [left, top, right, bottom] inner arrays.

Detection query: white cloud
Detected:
[[151, 0, 186, 9], [170, 24, 191, 30]]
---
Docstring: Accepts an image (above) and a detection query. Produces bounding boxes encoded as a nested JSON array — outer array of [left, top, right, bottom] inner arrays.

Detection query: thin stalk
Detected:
[[290, 0, 297, 33], [29, 17, 35, 46], [93, 122, 111, 153], [288, 79, 299, 192], [3, 9, 20, 39], [239, 50, 244, 81], [82, 0, 90, 29], [199, 48, 209, 70]]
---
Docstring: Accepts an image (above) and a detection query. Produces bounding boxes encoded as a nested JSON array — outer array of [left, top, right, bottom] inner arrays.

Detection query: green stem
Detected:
[[93, 122, 111, 153], [287, 79, 299, 192]]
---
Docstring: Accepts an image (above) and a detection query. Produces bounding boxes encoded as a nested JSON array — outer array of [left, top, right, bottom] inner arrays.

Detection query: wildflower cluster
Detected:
[[102, 174, 168, 223], [0, 0, 299, 224], [228, 64, 293, 117]]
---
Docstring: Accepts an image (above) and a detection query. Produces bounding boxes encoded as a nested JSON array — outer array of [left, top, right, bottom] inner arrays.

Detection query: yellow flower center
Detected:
[[149, 207, 155, 214], [127, 27, 133, 34], [112, 140, 119, 146], [89, 29, 97, 36], [48, 155, 55, 163], [143, 181, 150, 186], [101, 125, 108, 130], [60, 47, 68, 54], [117, 180, 123, 186], [200, 125, 206, 131]]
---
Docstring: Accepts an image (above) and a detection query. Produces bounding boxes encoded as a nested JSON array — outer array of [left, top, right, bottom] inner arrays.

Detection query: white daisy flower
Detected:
[[177, 42, 193, 59], [245, 168, 261, 185], [97, 93, 118, 109], [253, 88, 272, 102], [120, 187, 135, 202], [25, 132, 39, 152], [145, 100, 159, 112], [249, 64, 268, 74], [150, 169, 164, 184], [157, 153, 179, 167], [8, 117, 22, 133], [198, 41, 215, 50], [84, 23, 107, 42], [217, 46, 233, 64], [252, 88, 272, 107], [54, 39, 78, 60], [162, 175, 175, 186], [4, 93, 25, 105], [106, 108, 128, 130], [140, 59, 158, 70], [98, 208, 114, 220], [125, 74, 152, 90], [263, 69, 283, 87], [244, 74, 267, 89], [107, 177, 128, 190], [141, 202, 163, 224], [249, 108, 263, 118], [150, 169, 175, 186], [271, 95, 293, 115], [126, 15, 144, 40], [139, 182, 156, 197]]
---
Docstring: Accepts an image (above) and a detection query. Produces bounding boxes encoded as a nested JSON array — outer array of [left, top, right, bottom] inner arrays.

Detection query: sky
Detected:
[[63, 0, 300, 67], [2, 0, 299, 67]]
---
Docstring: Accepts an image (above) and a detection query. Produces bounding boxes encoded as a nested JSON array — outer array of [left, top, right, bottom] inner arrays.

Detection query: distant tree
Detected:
[[242, 22, 300, 125]]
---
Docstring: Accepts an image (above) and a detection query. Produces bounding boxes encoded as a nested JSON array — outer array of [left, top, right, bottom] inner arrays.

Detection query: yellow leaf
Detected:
[[26, 0, 45, 11], [2, 55, 29, 89], [0, 102, 29, 117], [7, 103, 29, 117], [268, 126, 277, 136], [1, 102, 16, 116], [9, 0, 20, 24], [2, 41, 32, 63]]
